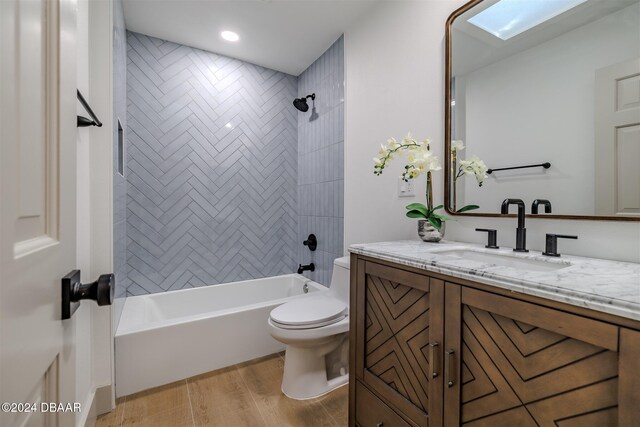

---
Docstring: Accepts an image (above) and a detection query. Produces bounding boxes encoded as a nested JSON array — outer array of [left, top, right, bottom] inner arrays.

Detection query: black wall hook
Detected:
[[77, 89, 102, 127]]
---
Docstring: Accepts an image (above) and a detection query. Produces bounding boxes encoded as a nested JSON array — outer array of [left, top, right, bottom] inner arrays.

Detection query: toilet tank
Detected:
[[329, 256, 351, 305]]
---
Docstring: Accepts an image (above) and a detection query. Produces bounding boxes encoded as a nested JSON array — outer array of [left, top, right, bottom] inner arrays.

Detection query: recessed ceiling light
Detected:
[[468, 0, 587, 40], [220, 30, 240, 42]]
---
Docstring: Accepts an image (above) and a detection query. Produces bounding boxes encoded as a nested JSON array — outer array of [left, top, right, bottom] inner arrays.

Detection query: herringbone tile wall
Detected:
[[297, 37, 345, 287], [125, 32, 299, 295]]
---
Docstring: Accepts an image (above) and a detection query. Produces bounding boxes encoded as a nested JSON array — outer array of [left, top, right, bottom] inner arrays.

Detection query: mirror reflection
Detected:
[[448, 0, 640, 218]]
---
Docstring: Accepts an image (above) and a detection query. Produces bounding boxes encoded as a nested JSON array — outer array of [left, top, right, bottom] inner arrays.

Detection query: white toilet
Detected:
[[268, 256, 350, 400]]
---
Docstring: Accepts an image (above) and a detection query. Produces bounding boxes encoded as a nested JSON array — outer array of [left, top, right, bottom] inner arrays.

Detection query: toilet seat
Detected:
[[270, 295, 347, 330]]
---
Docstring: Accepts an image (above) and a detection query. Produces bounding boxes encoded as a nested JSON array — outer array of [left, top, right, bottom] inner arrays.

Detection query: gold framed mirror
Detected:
[[444, 0, 640, 221]]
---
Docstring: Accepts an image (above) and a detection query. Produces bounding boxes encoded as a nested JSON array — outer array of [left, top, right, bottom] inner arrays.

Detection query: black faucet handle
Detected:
[[303, 234, 317, 251], [475, 228, 499, 249], [542, 234, 578, 257]]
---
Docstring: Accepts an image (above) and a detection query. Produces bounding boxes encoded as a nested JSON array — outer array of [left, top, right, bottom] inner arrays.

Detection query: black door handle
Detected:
[[62, 270, 114, 319]]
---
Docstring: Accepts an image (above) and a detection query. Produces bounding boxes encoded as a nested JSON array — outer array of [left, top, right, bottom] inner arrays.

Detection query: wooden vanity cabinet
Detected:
[[349, 255, 640, 427], [351, 258, 444, 427], [443, 284, 640, 426]]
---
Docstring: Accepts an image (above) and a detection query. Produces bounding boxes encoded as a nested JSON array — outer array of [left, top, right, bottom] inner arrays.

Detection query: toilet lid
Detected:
[[270, 296, 347, 328]]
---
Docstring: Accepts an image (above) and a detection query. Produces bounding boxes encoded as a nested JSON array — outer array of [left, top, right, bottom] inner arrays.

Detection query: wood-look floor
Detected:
[[96, 353, 348, 427]]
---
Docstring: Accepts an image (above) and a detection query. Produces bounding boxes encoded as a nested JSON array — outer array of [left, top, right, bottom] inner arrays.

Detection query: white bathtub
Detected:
[[115, 274, 326, 397]]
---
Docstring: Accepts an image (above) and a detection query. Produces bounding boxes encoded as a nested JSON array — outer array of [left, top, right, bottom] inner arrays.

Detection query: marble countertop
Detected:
[[349, 240, 640, 321]]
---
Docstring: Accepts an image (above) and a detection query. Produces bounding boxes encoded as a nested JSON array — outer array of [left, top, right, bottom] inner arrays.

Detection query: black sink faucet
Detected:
[[532, 199, 552, 214], [297, 263, 315, 274], [501, 198, 528, 252]]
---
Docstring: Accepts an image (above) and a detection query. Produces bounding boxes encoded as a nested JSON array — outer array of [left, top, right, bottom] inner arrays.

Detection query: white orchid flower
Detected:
[[425, 155, 442, 172], [459, 155, 487, 185], [433, 157, 443, 170], [374, 133, 446, 216], [401, 165, 422, 181], [402, 132, 417, 145], [451, 140, 465, 152], [408, 147, 442, 174]]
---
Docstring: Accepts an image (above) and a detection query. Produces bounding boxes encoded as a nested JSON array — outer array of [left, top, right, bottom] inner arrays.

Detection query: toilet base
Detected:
[[282, 375, 348, 400], [281, 336, 349, 400]]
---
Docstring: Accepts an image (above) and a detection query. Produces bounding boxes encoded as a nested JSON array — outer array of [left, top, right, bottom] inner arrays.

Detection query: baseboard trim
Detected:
[[79, 389, 96, 427], [81, 384, 114, 427], [95, 384, 114, 415]]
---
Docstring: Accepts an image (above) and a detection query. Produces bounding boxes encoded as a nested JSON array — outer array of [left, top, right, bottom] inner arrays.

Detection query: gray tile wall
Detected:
[[113, 0, 127, 300], [297, 36, 345, 286], [125, 32, 298, 295]]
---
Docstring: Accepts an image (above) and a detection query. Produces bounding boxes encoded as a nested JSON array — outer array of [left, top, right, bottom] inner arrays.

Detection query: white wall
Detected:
[[456, 3, 640, 215], [75, 0, 99, 425], [344, 0, 640, 263], [344, 0, 452, 250], [74, 0, 115, 424], [88, 0, 116, 415]]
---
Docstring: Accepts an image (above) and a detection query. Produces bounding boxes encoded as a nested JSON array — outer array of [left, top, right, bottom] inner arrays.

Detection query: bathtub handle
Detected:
[[61, 270, 114, 319], [303, 234, 317, 251]]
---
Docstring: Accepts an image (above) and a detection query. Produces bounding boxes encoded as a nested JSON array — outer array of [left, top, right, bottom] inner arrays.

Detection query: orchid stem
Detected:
[[426, 171, 433, 212]]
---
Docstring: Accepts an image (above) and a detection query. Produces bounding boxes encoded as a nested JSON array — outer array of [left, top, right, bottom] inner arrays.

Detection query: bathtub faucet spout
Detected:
[[297, 263, 315, 274]]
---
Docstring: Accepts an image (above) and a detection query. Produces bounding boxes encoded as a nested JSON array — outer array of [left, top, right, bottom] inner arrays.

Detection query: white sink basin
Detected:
[[432, 249, 570, 272]]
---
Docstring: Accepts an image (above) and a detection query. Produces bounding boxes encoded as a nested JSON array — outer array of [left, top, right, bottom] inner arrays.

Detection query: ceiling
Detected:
[[451, 0, 639, 76], [123, 0, 380, 76]]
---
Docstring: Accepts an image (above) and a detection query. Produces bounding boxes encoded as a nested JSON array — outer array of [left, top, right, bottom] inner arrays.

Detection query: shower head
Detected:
[[293, 98, 309, 112], [293, 93, 315, 112]]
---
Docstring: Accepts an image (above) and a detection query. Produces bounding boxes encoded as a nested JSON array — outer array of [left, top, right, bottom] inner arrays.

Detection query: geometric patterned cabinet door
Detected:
[[354, 261, 444, 427], [444, 285, 640, 427]]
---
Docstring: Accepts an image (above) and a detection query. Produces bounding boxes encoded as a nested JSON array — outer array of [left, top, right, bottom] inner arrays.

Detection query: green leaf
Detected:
[[405, 202, 428, 210], [406, 210, 428, 219], [427, 217, 442, 230], [457, 204, 480, 213], [405, 203, 429, 217], [432, 204, 444, 211], [432, 213, 450, 221]]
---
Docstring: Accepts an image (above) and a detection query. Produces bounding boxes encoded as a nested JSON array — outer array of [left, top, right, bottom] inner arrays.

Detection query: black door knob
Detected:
[[62, 270, 114, 319], [73, 273, 114, 306]]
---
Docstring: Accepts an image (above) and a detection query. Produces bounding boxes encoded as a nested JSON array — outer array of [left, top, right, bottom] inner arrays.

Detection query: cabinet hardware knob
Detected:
[[376, 423, 384, 427]]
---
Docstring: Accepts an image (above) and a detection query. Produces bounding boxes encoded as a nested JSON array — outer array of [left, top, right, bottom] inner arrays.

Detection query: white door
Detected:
[[595, 58, 640, 216], [1, 0, 79, 426]]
